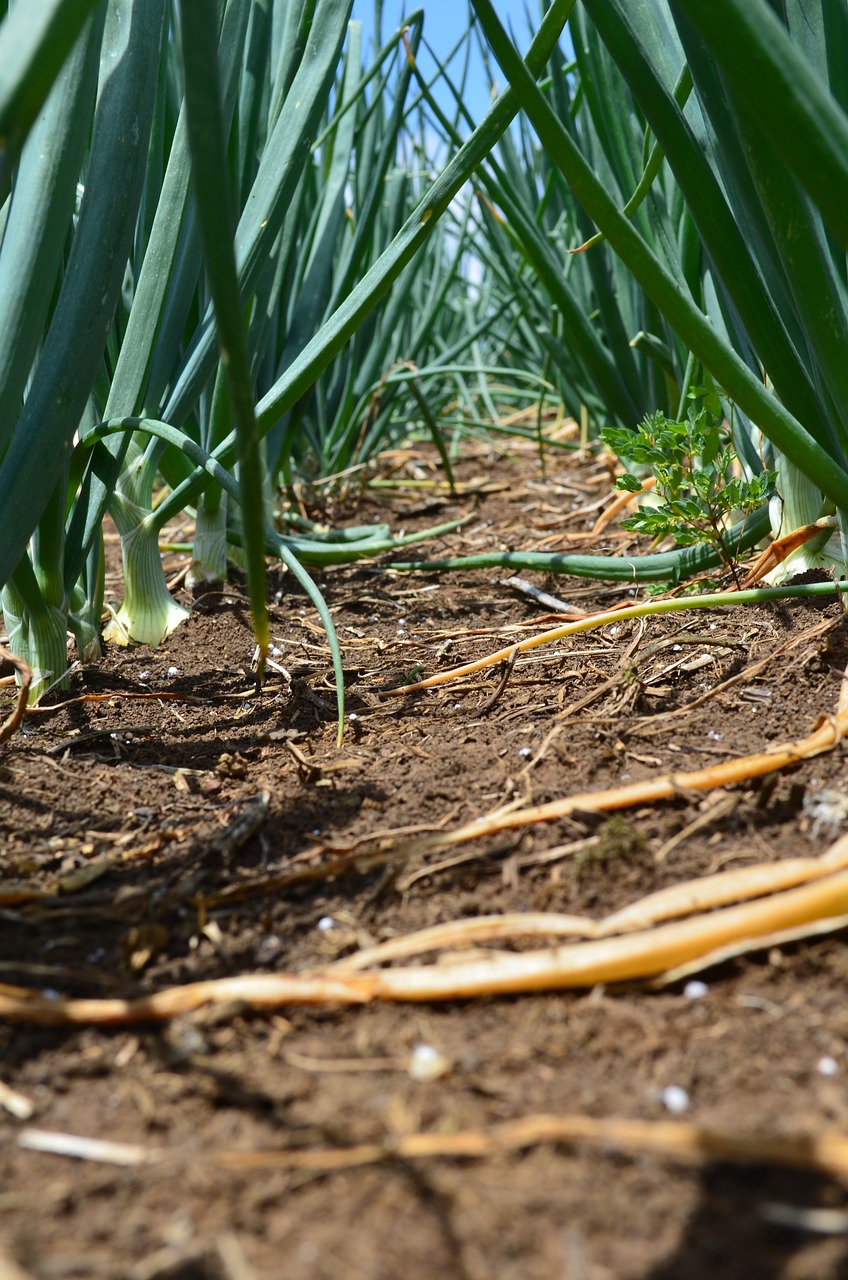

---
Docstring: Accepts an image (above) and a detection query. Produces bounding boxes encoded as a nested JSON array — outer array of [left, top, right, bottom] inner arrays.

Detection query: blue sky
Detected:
[[350, 1, 522, 124]]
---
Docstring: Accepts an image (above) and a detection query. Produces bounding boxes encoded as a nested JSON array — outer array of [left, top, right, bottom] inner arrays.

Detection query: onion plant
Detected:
[[467, 0, 848, 587], [0, 0, 577, 722]]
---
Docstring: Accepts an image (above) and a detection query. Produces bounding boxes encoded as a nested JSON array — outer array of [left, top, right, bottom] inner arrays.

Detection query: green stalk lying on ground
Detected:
[[390, 504, 770, 584]]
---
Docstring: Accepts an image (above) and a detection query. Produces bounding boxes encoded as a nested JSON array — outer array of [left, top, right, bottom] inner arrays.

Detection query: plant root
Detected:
[[202, 1112, 848, 1178]]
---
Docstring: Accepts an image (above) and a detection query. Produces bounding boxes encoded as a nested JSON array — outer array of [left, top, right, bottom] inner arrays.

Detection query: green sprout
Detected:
[[602, 391, 776, 584]]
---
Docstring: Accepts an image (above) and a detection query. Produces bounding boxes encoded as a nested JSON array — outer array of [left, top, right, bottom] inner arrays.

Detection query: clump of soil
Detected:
[[2, 440, 848, 1279]]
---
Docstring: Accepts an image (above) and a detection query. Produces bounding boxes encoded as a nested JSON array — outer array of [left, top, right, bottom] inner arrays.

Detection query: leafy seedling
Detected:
[[603, 392, 776, 586]]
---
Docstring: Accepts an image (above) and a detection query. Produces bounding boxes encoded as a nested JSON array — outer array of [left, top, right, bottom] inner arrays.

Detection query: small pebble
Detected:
[[255, 935, 283, 964], [518, 746, 533, 758], [661, 1085, 690, 1114], [408, 1043, 451, 1081], [138, 670, 150, 681], [167, 665, 180, 677], [818, 1056, 839, 1077], [684, 980, 709, 1000], [316, 917, 336, 933]]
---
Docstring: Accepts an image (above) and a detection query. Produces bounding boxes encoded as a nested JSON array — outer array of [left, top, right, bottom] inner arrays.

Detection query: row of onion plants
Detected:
[[0, 0, 577, 726], [461, 0, 848, 591]]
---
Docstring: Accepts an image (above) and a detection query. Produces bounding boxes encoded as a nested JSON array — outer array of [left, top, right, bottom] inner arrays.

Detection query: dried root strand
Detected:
[[4, 844, 848, 1025], [597, 833, 848, 936], [331, 911, 599, 972], [20, 1110, 848, 1181], [591, 475, 656, 535], [213, 1111, 848, 1179]]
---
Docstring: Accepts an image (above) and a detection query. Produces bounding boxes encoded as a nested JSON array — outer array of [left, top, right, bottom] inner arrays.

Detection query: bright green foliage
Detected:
[[470, 0, 848, 543], [10, 0, 848, 729], [603, 395, 775, 572], [0, 0, 580, 724]]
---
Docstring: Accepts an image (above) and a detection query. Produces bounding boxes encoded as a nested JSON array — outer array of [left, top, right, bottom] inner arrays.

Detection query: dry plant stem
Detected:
[[353, 866, 848, 999], [0, 974, 374, 1025], [5, 857, 848, 1024], [387, 585, 847, 697], [741, 519, 835, 587], [26, 689, 213, 715], [591, 475, 656, 535], [650, 909, 848, 987], [0, 1078, 33, 1120], [20, 1111, 848, 1181], [0, 646, 31, 744], [384, 604, 654, 694], [502, 576, 587, 617], [409, 706, 848, 851], [331, 912, 599, 972], [597, 832, 848, 934], [213, 1113, 848, 1178], [332, 837, 848, 971], [652, 793, 740, 862]]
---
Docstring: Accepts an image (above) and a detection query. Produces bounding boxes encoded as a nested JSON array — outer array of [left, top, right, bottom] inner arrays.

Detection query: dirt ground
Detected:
[[3, 438, 848, 1279]]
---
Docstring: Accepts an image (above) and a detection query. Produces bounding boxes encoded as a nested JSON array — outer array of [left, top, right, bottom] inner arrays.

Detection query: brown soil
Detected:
[[3, 440, 848, 1279]]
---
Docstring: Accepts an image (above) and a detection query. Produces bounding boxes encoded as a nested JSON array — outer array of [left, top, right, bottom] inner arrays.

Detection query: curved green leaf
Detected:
[[670, 0, 848, 251], [0, 0, 167, 594], [0, 6, 104, 462], [179, 0, 269, 672], [469, 0, 848, 515], [0, 0, 103, 198]]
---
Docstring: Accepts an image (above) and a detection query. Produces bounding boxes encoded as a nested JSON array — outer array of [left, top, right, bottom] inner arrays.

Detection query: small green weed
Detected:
[[602, 390, 776, 584]]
